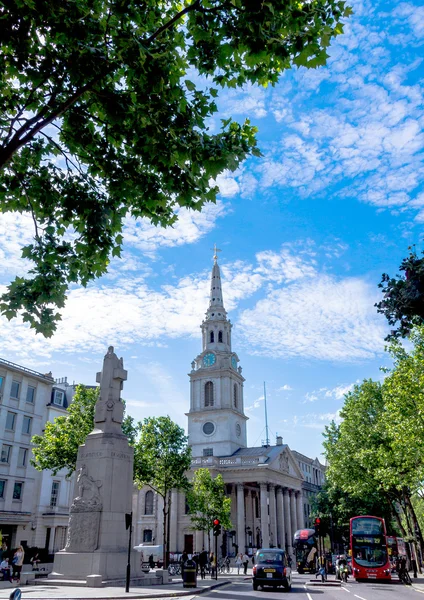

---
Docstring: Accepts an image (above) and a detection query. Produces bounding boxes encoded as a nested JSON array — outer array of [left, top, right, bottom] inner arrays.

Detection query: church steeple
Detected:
[[187, 247, 248, 458]]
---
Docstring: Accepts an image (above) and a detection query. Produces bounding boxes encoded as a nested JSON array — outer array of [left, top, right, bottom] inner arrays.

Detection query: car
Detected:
[[252, 548, 292, 592]]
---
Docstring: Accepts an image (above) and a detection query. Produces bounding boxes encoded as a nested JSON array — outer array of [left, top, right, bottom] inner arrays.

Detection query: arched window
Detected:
[[205, 381, 214, 407], [233, 384, 238, 408], [144, 490, 154, 515], [210, 331, 214, 343], [218, 331, 223, 343]]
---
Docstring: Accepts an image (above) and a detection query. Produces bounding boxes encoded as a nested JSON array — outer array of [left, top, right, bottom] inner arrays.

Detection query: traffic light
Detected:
[[314, 517, 321, 536], [213, 519, 222, 537]]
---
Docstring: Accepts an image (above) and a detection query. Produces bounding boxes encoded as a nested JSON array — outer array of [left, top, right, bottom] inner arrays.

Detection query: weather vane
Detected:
[[212, 244, 222, 263]]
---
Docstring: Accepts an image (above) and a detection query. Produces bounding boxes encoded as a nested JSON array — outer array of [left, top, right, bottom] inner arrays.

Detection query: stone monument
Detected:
[[52, 346, 141, 583]]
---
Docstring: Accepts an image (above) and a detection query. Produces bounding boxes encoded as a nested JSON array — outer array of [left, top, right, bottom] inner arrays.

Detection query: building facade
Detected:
[[291, 451, 326, 529], [135, 252, 325, 560], [0, 359, 74, 553]]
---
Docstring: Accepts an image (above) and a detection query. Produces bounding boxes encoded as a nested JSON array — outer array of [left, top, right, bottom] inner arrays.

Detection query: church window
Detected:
[[218, 331, 223, 343], [144, 490, 154, 515], [210, 331, 214, 343], [205, 381, 214, 407], [233, 384, 238, 408], [203, 448, 213, 457], [143, 529, 153, 543], [185, 495, 190, 515]]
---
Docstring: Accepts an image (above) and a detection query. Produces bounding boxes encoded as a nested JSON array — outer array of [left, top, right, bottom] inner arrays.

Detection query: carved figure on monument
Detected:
[[65, 465, 103, 552], [279, 453, 289, 473], [94, 346, 128, 432]]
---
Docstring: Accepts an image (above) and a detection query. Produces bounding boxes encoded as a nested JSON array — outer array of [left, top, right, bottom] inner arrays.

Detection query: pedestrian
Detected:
[[30, 553, 41, 571], [199, 549, 208, 579], [235, 553, 243, 575], [1, 557, 10, 581], [0, 542, 7, 562], [149, 554, 155, 570], [12, 546, 24, 584], [210, 552, 216, 578], [242, 552, 249, 575]]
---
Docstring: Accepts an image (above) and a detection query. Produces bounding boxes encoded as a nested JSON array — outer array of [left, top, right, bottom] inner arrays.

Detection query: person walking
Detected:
[[210, 552, 216, 578], [235, 553, 243, 575], [242, 552, 249, 575], [199, 549, 208, 579], [12, 546, 24, 584], [180, 550, 188, 578]]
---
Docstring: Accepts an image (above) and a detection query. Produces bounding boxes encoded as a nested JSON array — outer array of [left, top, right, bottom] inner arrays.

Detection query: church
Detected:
[[134, 250, 325, 561]]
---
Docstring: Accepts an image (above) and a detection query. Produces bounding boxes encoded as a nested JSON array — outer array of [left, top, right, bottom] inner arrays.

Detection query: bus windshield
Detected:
[[352, 536, 388, 567]]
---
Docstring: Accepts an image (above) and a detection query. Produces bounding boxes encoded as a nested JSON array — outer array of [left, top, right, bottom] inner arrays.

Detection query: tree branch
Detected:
[[145, 0, 201, 44]]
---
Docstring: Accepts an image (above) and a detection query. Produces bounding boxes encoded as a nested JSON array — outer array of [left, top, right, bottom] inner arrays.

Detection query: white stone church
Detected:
[[134, 251, 326, 561]]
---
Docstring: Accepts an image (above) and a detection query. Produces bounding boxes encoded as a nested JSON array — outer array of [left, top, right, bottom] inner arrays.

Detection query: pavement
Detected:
[[0, 571, 253, 599]]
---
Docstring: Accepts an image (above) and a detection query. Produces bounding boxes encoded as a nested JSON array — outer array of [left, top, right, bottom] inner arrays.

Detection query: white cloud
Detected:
[[237, 275, 387, 362], [123, 202, 226, 255], [277, 384, 293, 392]]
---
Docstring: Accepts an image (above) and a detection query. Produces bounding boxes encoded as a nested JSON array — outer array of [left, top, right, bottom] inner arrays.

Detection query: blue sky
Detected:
[[0, 0, 423, 461]]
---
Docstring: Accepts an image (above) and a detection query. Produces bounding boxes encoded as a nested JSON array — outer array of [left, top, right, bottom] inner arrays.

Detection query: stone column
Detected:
[[283, 488, 291, 551], [290, 490, 297, 537], [195, 530, 204, 553], [245, 489, 253, 551], [49, 526, 56, 553], [276, 487, 285, 549], [269, 484, 277, 547], [236, 484, 245, 553], [260, 483, 269, 548], [296, 491, 304, 531], [169, 489, 178, 553]]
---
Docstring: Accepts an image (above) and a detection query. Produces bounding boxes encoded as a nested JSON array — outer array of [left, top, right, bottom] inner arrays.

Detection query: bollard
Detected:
[[182, 559, 197, 588]]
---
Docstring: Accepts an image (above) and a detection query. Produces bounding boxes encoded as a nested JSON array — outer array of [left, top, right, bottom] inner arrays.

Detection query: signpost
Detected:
[[125, 512, 133, 593]]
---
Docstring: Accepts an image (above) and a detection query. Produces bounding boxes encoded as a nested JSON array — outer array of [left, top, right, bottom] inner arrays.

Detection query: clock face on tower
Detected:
[[231, 356, 237, 370], [203, 352, 216, 367]]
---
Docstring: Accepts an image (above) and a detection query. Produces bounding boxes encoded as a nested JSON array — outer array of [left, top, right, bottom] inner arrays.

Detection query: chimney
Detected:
[[276, 435, 283, 446]]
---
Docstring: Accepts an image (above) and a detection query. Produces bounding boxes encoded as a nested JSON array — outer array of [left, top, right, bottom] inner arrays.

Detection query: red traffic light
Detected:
[[315, 518, 321, 524], [213, 519, 220, 525]]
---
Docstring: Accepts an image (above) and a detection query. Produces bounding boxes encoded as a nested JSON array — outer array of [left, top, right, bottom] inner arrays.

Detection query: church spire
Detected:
[[208, 244, 225, 314]]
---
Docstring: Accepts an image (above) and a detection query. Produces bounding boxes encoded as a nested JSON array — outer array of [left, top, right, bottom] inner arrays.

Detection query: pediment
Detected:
[[269, 447, 304, 479]]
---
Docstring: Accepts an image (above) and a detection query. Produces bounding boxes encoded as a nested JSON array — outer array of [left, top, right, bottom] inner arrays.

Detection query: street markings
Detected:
[[354, 595, 367, 600]]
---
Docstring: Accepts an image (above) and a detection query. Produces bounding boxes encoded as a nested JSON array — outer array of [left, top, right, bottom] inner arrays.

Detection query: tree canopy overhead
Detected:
[[0, 0, 351, 336]]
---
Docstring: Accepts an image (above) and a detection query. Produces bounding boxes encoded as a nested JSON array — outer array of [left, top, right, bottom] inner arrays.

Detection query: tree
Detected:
[[31, 385, 140, 476], [0, 0, 352, 336], [133, 416, 192, 566], [376, 249, 424, 340], [187, 468, 232, 551]]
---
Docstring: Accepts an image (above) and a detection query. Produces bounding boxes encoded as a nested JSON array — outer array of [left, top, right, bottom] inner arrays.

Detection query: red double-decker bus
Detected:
[[350, 516, 391, 581]]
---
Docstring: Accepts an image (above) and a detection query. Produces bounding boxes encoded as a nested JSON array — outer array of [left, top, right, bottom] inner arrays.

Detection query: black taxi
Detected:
[[252, 548, 292, 592]]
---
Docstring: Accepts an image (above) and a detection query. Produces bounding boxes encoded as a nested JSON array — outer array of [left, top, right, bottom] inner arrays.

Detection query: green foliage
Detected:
[[187, 468, 232, 534], [376, 249, 424, 340], [133, 416, 192, 497], [0, 0, 351, 336], [31, 385, 140, 476]]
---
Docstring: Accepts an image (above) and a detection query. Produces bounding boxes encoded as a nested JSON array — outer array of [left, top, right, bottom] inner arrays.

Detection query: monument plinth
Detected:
[[52, 347, 141, 583]]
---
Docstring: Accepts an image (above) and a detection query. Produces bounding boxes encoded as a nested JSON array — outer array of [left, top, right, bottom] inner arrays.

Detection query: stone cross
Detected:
[[94, 346, 127, 432]]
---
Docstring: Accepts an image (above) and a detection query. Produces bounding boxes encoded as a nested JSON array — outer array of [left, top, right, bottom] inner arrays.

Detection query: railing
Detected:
[[0, 357, 54, 381], [191, 456, 264, 467]]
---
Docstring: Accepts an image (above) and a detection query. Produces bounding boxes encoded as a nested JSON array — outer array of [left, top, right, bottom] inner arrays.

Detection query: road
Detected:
[[199, 574, 422, 600]]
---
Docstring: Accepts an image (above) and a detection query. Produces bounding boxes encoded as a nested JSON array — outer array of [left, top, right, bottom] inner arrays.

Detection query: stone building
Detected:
[[134, 251, 325, 559], [291, 451, 326, 528], [0, 358, 74, 553]]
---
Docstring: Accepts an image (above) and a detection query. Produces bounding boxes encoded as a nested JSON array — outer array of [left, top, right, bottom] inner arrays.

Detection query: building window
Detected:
[[210, 331, 214, 343], [0, 376, 4, 392], [144, 490, 154, 515], [185, 495, 190, 515], [143, 529, 153, 543], [5, 412, 16, 431], [50, 481, 60, 507], [1, 444, 11, 464], [13, 482, 23, 500], [205, 381, 214, 407], [202, 421, 215, 435], [17, 447, 27, 467], [22, 416, 32, 435], [255, 496, 259, 518], [203, 448, 213, 457], [218, 330, 223, 343], [10, 381, 20, 399], [53, 390, 65, 406], [233, 384, 238, 408], [26, 386, 36, 403], [0, 479, 5, 499]]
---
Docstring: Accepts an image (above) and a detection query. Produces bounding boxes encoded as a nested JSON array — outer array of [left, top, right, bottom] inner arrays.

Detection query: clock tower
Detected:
[[187, 247, 248, 457]]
